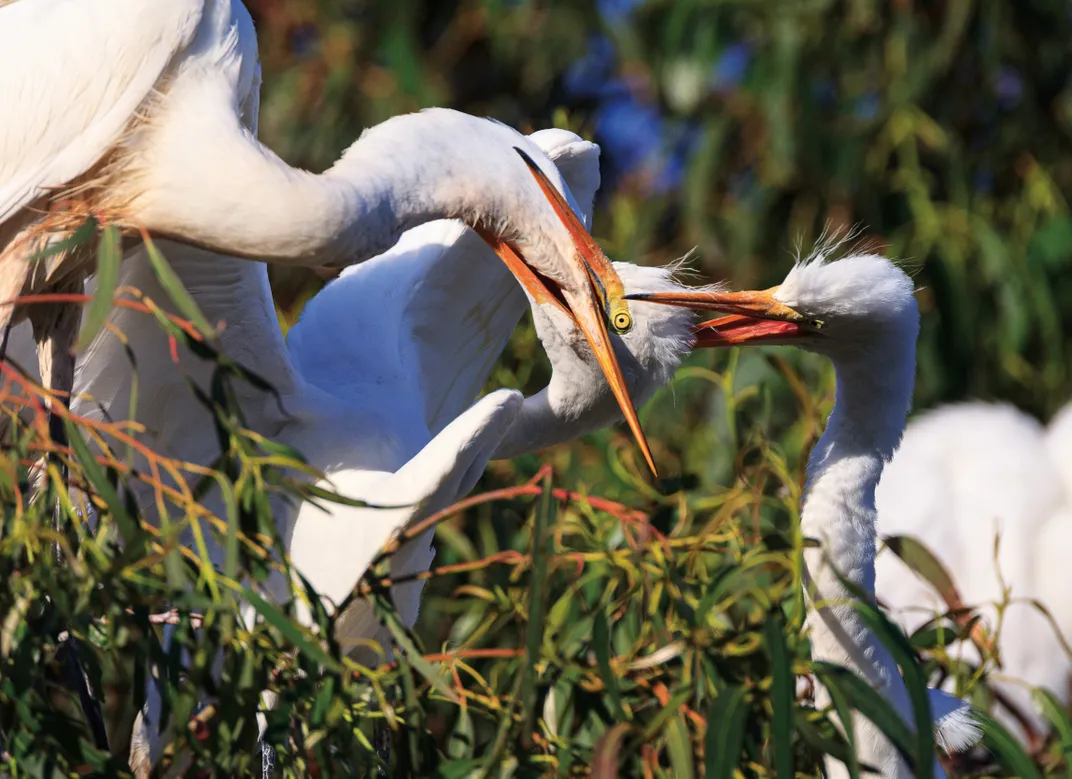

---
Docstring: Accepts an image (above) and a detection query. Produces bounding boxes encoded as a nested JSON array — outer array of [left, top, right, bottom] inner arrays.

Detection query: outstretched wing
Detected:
[[287, 389, 523, 611], [0, 0, 210, 223]]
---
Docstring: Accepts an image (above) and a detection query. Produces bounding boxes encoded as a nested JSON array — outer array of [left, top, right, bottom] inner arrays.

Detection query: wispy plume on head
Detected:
[[793, 222, 873, 266], [790, 222, 922, 281], [656, 247, 726, 294]]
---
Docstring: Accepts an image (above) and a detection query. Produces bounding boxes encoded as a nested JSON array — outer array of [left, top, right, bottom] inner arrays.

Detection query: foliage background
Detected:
[[3, 0, 1072, 776]]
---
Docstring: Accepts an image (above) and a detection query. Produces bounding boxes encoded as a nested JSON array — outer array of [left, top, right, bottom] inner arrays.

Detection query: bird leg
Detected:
[[27, 278, 113, 753], [29, 276, 81, 502]]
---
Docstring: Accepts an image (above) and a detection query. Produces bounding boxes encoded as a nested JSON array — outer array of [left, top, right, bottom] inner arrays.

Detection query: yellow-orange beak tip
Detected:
[[499, 149, 659, 478]]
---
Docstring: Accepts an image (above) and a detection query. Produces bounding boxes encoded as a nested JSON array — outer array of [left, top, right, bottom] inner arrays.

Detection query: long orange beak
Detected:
[[469, 148, 656, 477], [480, 233, 657, 477], [625, 287, 817, 348]]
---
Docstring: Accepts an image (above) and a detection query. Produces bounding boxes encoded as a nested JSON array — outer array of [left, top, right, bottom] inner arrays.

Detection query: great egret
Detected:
[[2, 128, 696, 771], [874, 401, 1072, 745], [628, 252, 981, 777], [0, 0, 653, 470]]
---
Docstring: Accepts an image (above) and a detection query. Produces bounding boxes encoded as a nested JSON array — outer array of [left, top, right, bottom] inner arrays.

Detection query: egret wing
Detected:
[[0, 0, 212, 223], [288, 389, 523, 609], [287, 133, 603, 441]]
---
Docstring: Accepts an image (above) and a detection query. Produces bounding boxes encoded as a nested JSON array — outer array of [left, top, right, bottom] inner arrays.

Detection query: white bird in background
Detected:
[[875, 400, 1072, 745], [6, 129, 699, 771], [629, 252, 981, 778], [0, 0, 654, 470]]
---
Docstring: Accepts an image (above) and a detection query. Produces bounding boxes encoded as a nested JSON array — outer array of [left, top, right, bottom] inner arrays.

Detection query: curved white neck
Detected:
[[491, 390, 579, 461], [803, 342, 920, 778], [125, 101, 576, 272]]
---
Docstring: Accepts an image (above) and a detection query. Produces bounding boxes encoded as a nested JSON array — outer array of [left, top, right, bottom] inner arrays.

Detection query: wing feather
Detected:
[[287, 133, 603, 444], [0, 0, 206, 222]]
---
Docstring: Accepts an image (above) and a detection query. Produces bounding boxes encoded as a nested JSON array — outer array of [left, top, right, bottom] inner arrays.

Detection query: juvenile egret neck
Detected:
[[629, 253, 982, 777]]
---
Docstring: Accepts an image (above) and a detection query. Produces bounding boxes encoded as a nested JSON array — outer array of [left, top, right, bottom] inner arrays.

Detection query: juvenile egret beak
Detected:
[[472, 149, 656, 476], [624, 287, 816, 348], [480, 234, 658, 477], [626, 287, 804, 322]]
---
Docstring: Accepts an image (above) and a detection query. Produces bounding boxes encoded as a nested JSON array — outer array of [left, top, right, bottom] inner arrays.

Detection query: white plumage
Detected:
[[1, 0, 653, 475], [876, 400, 1072, 744], [630, 252, 983, 777]]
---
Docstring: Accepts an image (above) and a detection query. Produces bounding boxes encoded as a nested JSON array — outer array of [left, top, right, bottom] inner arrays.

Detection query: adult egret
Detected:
[[0, 0, 653, 470], [628, 252, 981, 777], [2, 129, 696, 771], [874, 401, 1072, 745]]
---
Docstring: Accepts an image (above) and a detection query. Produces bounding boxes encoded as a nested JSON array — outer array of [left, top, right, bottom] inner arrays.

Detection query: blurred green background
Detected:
[[252, 0, 1072, 424]]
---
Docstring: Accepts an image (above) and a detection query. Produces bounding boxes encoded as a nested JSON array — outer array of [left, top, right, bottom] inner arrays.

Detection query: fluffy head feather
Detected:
[[533, 261, 696, 416]]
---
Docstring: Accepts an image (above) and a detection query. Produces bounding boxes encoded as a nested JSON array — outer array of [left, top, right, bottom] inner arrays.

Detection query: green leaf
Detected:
[[830, 566, 937, 778], [28, 217, 98, 264], [764, 612, 794, 777], [74, 224, 121, 352], [882, 535, 964, 611], [377, 594, 459, 704], [242, 588, 341, 672], [704, 684, 749, 779], [824, 674, 863, 778], [665, 712, 695, 779], [812, 662, 916, 767], [63, 418, 140, 548], [851, 604, 936, 779], [593, 611, 626, 721], [794, 708, 860, 775], [592, 723, 630, 779], [1033, 687, 1072, 765], [141, 234, 215, 335], [521, 473, 554, 731], [977, 712, 1043, 779]]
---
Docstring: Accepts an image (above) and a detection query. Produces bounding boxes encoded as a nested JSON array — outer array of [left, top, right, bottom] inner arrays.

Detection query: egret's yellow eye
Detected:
[[611, 309, 633, 334]]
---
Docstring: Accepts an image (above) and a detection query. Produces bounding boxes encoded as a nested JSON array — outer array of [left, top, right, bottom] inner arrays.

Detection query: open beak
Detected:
[[690, 314, 806, 347], [469, 148, 657, 477], [624, 287, 815, 348]]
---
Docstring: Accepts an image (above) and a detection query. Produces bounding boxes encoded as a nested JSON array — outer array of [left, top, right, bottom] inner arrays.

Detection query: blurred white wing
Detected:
[[0, 0, 207, 222], [875, 402, 1070, 742]]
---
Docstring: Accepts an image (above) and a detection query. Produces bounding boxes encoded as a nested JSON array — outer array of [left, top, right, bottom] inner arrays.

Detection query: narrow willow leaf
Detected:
[[593, 612, 626, 721], [521, 473, 554, 732], [1033, 688, 1072, 765], [849, 598, 935, 778], [63, 419, 139, 547], [764, 612, 794, 777], [28, 216, 98, 263], [882, 535, 964, 610], [592, 723, 630, 779], [74, 224, 120, 352], [793, 708, 860, 775], [824, 673, 863, 778], [639, 688, 691, 742], [379, 595, 459, 704], [434, 759, 483, 779], [242, 588, 341, 672], [141, 234, 215, 335], [976, 711, 1043, 779], [704, 684, 749, 779], [812, 662, 915, 766], [829, 566, 935, 778], [665, 712, 695, 779]]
